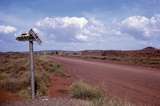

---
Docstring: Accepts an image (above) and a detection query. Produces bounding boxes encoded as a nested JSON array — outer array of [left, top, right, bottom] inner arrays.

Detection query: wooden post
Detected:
[[29, 40, 35, 99], [16, 29, 41, 99]]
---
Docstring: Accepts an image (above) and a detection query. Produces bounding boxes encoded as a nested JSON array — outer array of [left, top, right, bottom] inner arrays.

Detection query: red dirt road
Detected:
[[51, 56, 160, 105]]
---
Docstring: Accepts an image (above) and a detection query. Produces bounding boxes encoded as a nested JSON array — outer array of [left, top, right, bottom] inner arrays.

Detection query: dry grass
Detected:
[[79, 55, 160, 69], [70, 81, 104, 101], [0, 53, 64, 99], [0, 53, 136, 106], [70, 81, 104, 100], [70, 81, 134, 106]]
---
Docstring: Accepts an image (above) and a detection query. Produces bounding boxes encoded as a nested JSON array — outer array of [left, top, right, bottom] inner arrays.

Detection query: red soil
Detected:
[[48, 75, 72, 97], [51, 56, 160, 105], [0, 90, 22, 102]]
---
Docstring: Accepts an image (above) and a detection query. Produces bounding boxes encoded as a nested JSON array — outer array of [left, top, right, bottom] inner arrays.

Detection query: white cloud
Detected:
[[0, 25, 16, 34], [120, 15, 160, 39], [36, 17, 88, 28], [32, 15, 160, 50], [37, 16, 155, 44], [121, 16, 149, 30], [35, 16, 107, 42]]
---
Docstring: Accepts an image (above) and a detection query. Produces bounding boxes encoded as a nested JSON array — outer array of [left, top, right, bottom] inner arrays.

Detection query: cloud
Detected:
[[0, 15, 158, 51], [0, 25, 18, 52], [35, 15, 160, 44], [119, 15, 160, 40], [33, 15, 160, 50], [0, 25, 16, 34], [35, 17, 107, 42], [0, 25, 17, 42], [36, 17, 88, 29]]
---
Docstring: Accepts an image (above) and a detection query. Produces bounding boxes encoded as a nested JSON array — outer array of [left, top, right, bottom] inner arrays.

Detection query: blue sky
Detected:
[[0, 0, 160, 51]]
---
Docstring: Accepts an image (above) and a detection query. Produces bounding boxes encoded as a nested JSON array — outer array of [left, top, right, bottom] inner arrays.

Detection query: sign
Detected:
[[16, 29, 42, 44], [29, 29, 42, 44], [16, 28, 42, 99]]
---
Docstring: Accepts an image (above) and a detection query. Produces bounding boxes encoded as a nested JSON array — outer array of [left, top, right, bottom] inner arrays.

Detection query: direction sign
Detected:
[[16, 33, 34, 41], [16, 28, 42, 99], [16, 29, 42, 44], [29, 29, 42, 44]]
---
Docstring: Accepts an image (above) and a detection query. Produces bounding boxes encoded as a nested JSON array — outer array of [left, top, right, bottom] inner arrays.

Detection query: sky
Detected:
[[0, 0, 160, 51]]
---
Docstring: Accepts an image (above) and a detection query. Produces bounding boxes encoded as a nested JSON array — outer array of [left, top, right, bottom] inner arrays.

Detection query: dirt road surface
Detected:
[[51, 56, 160, 105]]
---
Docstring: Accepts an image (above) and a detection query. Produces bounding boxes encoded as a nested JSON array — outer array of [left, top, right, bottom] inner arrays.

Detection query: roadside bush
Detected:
[[0, 54, 65, 99], [70, 81, 104, 100], [70, 81, 134, 106], [35, 73, 49, 96]]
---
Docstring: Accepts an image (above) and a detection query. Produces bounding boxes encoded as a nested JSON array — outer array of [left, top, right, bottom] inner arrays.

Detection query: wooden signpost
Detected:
[[16, 29, 42, 99]]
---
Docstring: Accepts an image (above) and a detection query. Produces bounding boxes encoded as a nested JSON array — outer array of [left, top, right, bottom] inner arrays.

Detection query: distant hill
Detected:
[[142, 47, 157, 51]]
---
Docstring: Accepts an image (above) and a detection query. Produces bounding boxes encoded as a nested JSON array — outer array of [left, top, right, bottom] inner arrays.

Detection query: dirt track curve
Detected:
[[51, 56, 160, 105]]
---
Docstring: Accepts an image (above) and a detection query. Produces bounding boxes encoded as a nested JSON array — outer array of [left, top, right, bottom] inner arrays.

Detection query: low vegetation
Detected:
[[79, 55, 160, 69], [0, 53, 135, 106], [70, 81, 133, 106], [0, 53, 64, 99], [70, 81, 104, 100]]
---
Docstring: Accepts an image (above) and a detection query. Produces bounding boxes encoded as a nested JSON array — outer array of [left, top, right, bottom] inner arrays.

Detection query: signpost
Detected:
[[16, 29, 42, 99]]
